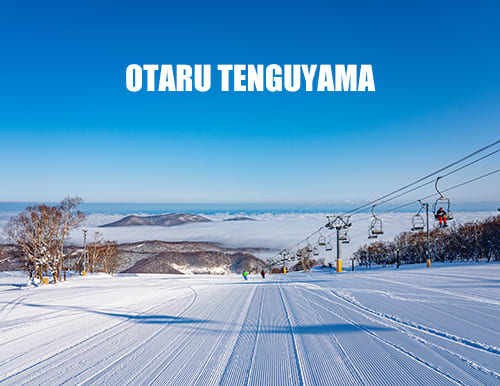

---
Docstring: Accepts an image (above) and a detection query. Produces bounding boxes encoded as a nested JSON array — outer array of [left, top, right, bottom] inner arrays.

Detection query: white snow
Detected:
[[1, 263, 499, 385], [169, 264, 229, 275]]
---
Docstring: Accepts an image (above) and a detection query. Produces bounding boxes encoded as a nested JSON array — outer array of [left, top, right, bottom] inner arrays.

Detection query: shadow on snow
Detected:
[[21, 302, 208, 325]]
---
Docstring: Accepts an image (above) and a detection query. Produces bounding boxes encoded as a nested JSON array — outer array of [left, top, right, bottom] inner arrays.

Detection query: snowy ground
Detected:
[[1, 263, 499, 385]]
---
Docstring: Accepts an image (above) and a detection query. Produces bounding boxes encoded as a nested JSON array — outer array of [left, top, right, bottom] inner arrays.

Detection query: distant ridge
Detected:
[[100, 213, 211, 227], [120, 241, 264, 275], [223, 216, 255, 222]]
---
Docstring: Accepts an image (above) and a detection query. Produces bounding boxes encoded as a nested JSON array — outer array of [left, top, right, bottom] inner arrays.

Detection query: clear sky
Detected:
[[0, 0, 499, 204]]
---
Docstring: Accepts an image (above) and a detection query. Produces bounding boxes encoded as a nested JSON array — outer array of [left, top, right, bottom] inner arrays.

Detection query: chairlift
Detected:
[[284, 249, 293, 259], [370, 221, 383, 235], [325, 237, 333, 251], [296, 249, 303, 258], [368, 205, 384, 238], [432, 177, 454, 221], [306, 243, 313, 253], [313, 245, 320, 256], [318, 234, 326, 246], [343, 216, 352, 229], [339, 228, 348, 241], [411, 200, 425, 231], [325, 215, 335, 229], [342, 233, 350, 244]]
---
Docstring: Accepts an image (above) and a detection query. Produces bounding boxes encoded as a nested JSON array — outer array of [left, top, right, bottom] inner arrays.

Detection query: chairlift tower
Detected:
[[326, 215, 351, 273], [423, 202, 430, 264], [82, 229, 88, 275], [279, 251, 288, 274]]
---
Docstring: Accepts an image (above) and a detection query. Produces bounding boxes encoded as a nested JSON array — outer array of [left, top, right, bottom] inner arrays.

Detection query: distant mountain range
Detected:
[[223, 216, 255, 222], [119, 241, 265, 274], [100, 213, 255, 227], [0, 240, 268, 274], [100, 213, 209, 227]]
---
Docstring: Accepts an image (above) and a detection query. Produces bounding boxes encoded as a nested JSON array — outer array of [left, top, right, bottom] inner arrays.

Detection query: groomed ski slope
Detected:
[[0, 264, 499, 385]]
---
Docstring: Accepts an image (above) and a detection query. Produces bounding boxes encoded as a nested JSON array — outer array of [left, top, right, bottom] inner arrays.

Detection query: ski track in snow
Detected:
[[0, 284, 195, 383], [78, 286, 199, 385], [277, 282, 304, 385], [326, 288, 500, 357], [292, 285, 461, 385], [0, 293, 29, 327], [300, 286, 489, 384], [0, 264, 499, 385]]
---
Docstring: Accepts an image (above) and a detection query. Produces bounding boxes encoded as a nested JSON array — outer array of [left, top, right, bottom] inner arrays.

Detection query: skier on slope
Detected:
[[260, 269, 266, 279], [435, 207, 448, 227], [242, 270, 248, 280]]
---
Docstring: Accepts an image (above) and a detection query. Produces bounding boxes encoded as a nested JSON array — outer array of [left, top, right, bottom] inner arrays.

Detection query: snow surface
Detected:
[[1, 263, 499, 385]]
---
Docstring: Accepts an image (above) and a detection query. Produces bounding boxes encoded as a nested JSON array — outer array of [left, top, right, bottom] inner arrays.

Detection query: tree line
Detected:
[[83, 232, 120, 275], [3, 197, 120, 283], [353, 215, 500, 267]]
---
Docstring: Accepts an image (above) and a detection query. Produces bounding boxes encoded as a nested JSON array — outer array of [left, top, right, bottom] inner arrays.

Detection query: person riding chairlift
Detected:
[[436, 207, 448, 227]]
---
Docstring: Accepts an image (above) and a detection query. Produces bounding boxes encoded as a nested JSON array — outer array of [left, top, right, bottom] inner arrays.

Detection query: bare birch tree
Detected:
[[100, 241, 119, 274], [5, 205, 62, 282], [58, 197, 85, 281], [5, 199, 85, 284], [88, 232, 103, 274]]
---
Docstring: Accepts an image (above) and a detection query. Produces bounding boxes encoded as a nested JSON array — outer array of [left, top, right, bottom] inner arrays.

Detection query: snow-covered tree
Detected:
[[100, 241, 119, 274], [353, 215, 500, 266], [4, 198, 85, 283], [5, 205, 62, 282], [88, 232, 103, 274], [58, 197, 86, 281]]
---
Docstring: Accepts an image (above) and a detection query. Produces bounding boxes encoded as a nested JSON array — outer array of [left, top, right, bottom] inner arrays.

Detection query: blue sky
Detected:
[[0, 1, 499, 204]]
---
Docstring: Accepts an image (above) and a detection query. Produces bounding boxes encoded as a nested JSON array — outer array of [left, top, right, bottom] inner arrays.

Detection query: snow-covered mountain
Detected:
[[118, 241, 265, 274]]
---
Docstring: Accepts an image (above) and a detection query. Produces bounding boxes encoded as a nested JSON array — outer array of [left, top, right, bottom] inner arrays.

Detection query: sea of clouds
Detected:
[[3, 210, 496, 262]]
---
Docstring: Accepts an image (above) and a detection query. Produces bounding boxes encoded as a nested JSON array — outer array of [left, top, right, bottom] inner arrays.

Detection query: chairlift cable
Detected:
[[339, 139, 500, 217], [272, 167, 499, 260], [268, 140, 500, 261], [350, 168, 500, 224], [358, 147, 500, 211]]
